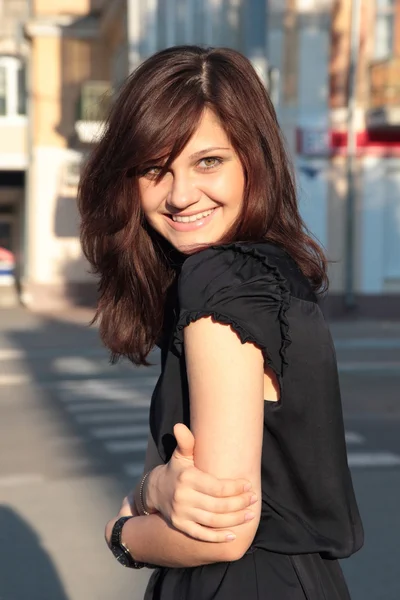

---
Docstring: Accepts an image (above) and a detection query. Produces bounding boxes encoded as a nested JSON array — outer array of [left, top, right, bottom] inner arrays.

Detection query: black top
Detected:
[[147, 241, 363, 599]]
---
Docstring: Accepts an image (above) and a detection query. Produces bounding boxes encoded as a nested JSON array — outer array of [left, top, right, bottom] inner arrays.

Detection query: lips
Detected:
[[164, 207, 219, 232], [171, 208, 215, 223]]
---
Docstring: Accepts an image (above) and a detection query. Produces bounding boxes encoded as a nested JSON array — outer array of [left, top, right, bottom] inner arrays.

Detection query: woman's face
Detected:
[[138, 109, 245, 253]]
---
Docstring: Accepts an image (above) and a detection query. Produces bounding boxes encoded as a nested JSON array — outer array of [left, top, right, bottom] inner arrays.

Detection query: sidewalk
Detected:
[[0, 306, 400, 371], [0, 305, 398, 332]]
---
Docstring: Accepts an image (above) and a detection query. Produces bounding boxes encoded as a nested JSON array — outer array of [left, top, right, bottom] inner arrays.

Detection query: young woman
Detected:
[[79, 46, 363, 599]]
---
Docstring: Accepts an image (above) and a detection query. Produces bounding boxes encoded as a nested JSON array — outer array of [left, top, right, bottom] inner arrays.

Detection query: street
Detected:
[[0, 309, 399, 600]]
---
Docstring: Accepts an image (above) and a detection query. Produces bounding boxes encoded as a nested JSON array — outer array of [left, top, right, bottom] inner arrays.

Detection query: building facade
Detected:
[[19, 0, 272, 310], [327, 0, 400, 316], [0, 0, 398, 316], [0, 0, 29, 305]]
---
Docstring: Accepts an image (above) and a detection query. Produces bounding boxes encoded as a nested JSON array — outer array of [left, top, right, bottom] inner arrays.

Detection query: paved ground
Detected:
[[0, 307, 399, 599]]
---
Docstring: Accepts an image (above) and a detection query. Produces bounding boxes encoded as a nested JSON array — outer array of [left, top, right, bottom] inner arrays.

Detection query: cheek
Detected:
[[203, 169, 245, 203], [139, 186, 160, 217], [223, 169, 245, 208]]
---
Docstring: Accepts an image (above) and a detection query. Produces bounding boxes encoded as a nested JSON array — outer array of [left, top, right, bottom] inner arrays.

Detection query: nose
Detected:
[[166, 172, 200, 211]]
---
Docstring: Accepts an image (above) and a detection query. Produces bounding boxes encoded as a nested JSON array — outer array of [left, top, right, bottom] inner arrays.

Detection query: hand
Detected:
[[118, 492, 139, 518], [146, 423, 257, 542], [104, 491, 139, 547]]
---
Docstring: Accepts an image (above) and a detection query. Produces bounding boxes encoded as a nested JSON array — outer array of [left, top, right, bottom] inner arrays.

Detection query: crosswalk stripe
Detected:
[[65, 402, 150, 413], [74, 411, 149, 424], [53, 357, 102, 375], [123, 463, 145, 478], [91, 424, 149, 439], [0, 474, 45, 487], [58, 381, 152, 402], [345, 431, 365, 445], [105, 439, 148, 453], [338, 362, 400, 373], [0, 374, 31, 386], [347, 452, 400, 467], [335, 338, 400, 350]]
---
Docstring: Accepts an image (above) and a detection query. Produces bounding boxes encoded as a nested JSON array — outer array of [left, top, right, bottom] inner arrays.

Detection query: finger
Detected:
[[173, 423, 195, 459], [191, 473, 252, 498], [193, 508, 256, 529], [177, 522, 238, 543], [194, 491, 258, 514]]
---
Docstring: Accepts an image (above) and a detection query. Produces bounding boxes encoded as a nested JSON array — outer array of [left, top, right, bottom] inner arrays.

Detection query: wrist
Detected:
[[145, 465, 164, 513], [105, 516, 118, 547]]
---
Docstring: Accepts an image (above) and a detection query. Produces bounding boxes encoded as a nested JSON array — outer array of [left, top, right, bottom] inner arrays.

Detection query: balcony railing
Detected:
[[75, 80, 112, 143]]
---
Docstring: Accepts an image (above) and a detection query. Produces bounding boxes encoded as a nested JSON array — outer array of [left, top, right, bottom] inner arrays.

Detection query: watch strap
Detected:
[[110, 516, 145, 569]]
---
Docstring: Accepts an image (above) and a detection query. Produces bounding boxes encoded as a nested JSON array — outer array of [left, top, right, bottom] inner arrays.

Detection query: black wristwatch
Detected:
[[109, 516, 146, 569]]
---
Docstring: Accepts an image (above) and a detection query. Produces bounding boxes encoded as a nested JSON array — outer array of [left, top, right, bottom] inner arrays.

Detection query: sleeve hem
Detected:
[[175, 242, 292, 378], [174, 308, 282, 381]]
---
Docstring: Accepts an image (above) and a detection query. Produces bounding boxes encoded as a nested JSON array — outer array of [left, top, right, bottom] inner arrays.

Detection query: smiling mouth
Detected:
[[169, 208, 215, 223]]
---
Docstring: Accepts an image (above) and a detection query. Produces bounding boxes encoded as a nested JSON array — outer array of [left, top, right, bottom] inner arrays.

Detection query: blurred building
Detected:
[[0, 0, 398, 316], [0, 0, 28, 305], [326, 0, 400, 317], [18, 0, 270, 310]]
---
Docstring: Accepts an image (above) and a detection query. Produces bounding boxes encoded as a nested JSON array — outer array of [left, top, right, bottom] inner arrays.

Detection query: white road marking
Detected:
[[56, 457, 98, 469], [65, 401, 150, 413], [0, 474, 45, 487], [0, 374, 32, 386], [335, 338, 400, 350], [47, 435, 83, 447], [58, 379, 156, 401], [0, 348, 108, 361], [347, 452, 400, 467], [0, 374, 158, 388], [53, 357, 101, 375], [74, 411, 149, 424], [91, 424, 149, 439], [0, 349, 25, 360], [345, 431, 365, 445], [105, 439, 148, 453], [338, 361, 400, 373], [123, 463, 145, 478]]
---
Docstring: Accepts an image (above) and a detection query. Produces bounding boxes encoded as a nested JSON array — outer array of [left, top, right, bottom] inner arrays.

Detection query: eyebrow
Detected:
[[188, 147, 230, 161]]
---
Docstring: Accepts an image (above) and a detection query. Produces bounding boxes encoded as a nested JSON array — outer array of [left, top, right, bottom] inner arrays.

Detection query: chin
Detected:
[[171, 236, 217, 254]]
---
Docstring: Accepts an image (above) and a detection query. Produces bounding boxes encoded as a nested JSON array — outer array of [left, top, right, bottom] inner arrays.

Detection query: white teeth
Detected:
[[172, 209, 214, 223]]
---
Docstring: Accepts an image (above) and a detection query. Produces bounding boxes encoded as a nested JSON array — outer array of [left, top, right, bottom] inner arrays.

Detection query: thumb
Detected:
[[173, 423, 195, 459]]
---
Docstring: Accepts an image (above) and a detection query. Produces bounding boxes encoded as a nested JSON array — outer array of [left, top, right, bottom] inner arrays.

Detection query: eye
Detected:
[[198, 157, 222, 170], [141, 166, 163, 179]]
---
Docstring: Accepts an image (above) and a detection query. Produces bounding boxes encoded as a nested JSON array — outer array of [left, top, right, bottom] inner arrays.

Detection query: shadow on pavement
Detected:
[[0, 505, 69, 600], [0, 308, 157, 600]]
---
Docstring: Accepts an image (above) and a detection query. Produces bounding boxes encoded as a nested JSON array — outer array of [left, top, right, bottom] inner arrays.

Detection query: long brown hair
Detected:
[[78, 45, 328, 365]]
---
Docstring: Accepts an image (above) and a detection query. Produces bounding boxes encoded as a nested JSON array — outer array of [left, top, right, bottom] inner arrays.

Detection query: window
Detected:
[[0, 66, 6, 116], [17, 64, 26, 115], [374, 0, 395, 60], [0, 56, 26, 118], [77, 81, 112, 121]]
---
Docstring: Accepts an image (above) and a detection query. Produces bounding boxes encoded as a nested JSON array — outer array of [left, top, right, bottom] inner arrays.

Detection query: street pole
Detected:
[[243, 0, 269, 86], [344, 0, 362, 309], [166, 0, 176, 47], [127, 0, 141, 73], [147, 0, 158, 56]]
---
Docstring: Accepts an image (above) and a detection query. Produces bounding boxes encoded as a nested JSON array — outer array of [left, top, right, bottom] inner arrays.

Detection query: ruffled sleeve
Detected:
[[174, 243, 291, 380]]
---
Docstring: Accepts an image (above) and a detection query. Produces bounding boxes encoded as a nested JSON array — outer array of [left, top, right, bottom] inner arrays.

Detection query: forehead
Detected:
[[181, 109, 230, 153]]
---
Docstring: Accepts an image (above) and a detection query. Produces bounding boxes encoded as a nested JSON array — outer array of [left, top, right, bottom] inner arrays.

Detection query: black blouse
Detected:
[[149, 241, 363, 561]]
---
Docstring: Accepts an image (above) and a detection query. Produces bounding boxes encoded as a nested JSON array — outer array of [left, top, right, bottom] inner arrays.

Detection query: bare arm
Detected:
[[131, 432, 163, 513], [106, 317, 265, 566]]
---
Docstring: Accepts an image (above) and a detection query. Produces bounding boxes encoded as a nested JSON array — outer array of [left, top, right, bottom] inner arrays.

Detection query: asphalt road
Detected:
[[0, 309, 399, 600]]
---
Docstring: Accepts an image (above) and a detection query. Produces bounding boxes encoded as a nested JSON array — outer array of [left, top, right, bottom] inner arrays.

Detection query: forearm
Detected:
[[120, 513, 238, 568]]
